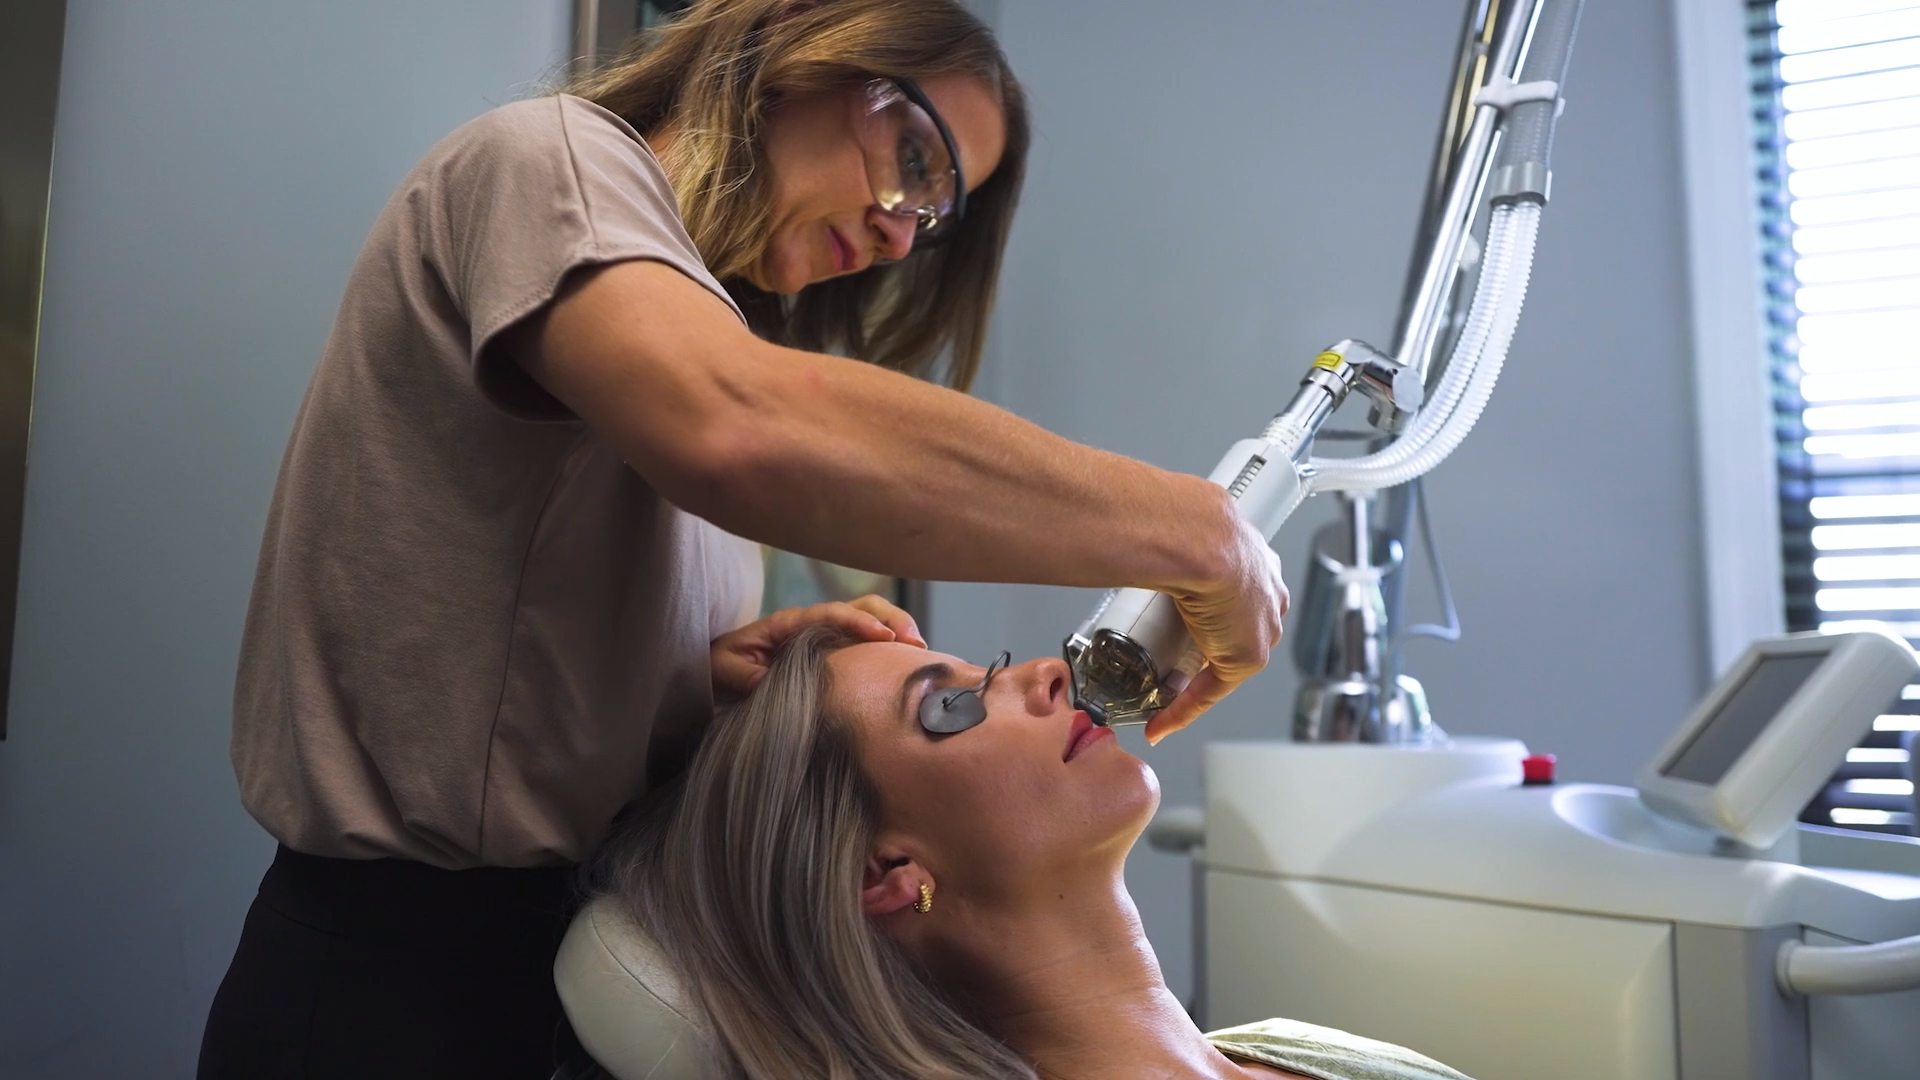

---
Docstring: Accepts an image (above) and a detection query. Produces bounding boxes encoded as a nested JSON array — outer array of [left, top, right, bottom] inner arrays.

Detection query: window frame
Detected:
[[1675, 0, 1789, 679]]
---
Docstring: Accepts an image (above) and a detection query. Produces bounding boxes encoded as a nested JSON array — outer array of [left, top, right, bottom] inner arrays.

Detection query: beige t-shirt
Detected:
[[233, 95, 763, 870]]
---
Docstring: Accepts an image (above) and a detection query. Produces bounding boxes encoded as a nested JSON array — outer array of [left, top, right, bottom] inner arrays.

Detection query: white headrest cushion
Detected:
[[554, 894, 709, 1080]]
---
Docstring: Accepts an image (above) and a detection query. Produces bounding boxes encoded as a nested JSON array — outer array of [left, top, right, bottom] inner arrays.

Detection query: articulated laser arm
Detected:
[[1067, 0, 1584, 728]]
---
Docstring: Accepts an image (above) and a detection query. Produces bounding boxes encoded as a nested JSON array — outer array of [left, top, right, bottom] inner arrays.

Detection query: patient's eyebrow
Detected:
[[899, 662, 955, 723]]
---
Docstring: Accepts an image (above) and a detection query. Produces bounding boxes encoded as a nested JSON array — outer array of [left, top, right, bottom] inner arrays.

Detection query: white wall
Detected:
[[931, 0, 1710, 1007], [0, 4, 568, 1076]]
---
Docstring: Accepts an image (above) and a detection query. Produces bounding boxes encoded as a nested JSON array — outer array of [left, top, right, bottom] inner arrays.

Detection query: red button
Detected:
[[1522, 753, 1557, 786]]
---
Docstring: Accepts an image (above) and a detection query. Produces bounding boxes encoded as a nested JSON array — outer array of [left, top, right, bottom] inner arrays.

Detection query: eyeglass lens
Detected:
[[863, 82, 959, 239]]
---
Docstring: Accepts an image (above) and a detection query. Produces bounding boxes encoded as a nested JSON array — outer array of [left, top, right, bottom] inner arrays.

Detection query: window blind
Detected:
[[1754, 0, 1920, 835]]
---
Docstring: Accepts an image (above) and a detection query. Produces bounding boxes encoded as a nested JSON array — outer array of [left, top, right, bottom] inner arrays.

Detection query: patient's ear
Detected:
[[862, 849, 932, 917]]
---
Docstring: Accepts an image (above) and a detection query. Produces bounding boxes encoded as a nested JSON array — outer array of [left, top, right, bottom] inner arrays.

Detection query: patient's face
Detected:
[[827, 642, 1159, 906]]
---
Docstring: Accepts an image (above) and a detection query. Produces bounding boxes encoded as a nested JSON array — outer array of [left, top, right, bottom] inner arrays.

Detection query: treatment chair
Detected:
[[552, 895, 706, 1080]]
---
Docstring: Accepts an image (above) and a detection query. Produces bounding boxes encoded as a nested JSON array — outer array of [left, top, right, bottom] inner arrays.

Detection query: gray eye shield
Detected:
[[917, 651, 1011, 734]]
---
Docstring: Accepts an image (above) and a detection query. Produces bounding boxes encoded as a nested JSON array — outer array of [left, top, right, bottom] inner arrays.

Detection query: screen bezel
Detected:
[[1657, 651, 1828, 785], [1635, 629, 1915, 849]]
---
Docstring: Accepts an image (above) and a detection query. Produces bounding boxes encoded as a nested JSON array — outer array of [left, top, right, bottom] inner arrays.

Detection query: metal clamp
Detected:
[[1474, 76, 1562, 204], [1330, 338, 1425, 433]]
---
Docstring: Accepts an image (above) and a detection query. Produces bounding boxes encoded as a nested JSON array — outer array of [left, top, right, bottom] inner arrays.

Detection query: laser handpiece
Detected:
[[1064, 340, 1415, 727], [1063, 0, 1580, 731]]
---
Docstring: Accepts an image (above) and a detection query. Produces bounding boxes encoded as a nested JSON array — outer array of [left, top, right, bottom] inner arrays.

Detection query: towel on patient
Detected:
[[1207, 1017, 1476, 1080]]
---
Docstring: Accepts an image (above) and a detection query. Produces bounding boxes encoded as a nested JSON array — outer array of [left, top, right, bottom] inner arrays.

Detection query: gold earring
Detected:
[[913, 882, 934, 914]]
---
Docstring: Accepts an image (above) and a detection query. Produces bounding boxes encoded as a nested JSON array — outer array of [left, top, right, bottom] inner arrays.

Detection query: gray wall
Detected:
[[0, 3, 568, 1076], [930, 0, 1708, 1006]]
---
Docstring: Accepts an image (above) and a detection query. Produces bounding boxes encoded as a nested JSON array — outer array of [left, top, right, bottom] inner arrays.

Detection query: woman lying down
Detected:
[[586, 626, 1476, 1080]]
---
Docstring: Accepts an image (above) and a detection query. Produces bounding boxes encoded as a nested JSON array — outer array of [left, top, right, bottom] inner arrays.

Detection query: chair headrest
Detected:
[[554, 895, 708, 1080]]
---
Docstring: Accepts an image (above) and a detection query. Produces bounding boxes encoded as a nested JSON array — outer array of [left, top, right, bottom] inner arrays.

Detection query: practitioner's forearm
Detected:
[[679, 343, 1239, 591], [518, 259, 1241, 594]]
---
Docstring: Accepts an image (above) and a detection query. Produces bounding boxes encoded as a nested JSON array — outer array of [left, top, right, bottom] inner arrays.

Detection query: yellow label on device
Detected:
[[1312, 350, 1344, 370]]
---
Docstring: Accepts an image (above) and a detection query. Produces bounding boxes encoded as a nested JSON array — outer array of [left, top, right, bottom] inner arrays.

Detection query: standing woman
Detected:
[[198, 1, 1287, 1078]]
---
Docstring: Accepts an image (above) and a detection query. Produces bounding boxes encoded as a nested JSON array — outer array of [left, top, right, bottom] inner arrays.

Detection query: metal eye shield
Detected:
[[918, 650, 1011, 734]]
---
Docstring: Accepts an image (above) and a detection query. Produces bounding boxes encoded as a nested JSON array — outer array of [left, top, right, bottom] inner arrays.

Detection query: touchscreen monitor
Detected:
[[1636, 629, 1917, 848], [1661, 653, 1825, 784]]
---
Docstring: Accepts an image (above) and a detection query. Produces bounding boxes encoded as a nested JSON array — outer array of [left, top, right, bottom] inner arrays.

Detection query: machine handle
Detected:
[[1777, 933, 1920, 996]]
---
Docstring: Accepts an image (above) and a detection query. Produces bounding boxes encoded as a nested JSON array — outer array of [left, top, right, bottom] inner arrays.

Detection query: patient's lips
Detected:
[[1064, 709, 1111, 762]]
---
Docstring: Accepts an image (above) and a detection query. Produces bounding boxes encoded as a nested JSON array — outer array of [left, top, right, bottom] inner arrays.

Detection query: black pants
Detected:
[[198, 845, 584, 1080]]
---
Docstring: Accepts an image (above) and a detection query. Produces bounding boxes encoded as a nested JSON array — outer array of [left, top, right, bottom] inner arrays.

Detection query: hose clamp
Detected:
[[1489, 162, 1552, 205], [1472, 75, 1560, 112]]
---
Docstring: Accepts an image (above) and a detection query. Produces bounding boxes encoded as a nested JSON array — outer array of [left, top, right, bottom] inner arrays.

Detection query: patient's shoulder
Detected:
[[1205, 1017, 1476, 1080]]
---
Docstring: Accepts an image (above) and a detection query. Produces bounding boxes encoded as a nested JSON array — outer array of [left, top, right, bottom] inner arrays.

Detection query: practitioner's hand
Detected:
[[711, 595, 926, 701], [1147, 516, 1289, 744]]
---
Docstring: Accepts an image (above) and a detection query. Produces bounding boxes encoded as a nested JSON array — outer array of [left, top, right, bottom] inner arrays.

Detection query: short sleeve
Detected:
[[417, 95, 745, 419]]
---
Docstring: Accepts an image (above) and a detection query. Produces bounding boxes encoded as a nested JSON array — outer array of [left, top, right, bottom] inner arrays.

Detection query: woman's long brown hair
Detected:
[[595, 625, 1037, 1079], [566, 0, 1030, 391]]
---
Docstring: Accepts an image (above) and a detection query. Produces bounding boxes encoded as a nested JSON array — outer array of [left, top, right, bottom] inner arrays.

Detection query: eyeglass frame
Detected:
[[869, 77, 969, 247]]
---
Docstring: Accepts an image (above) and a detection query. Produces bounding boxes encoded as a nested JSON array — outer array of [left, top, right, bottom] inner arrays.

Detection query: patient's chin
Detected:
[[1124, 759, 1161, 835], [1085, 756, 1160, 854]]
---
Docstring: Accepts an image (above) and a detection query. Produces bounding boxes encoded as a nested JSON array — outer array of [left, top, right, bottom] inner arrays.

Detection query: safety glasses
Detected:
[[861, 78, 967, 246]]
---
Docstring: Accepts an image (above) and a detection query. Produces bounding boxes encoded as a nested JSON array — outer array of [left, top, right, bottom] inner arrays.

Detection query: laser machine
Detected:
[[1154, 629, 1920, 1080]]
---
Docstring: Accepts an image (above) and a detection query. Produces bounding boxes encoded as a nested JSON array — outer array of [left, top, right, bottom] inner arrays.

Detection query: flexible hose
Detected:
[[1374, 202, 1539, 483], [1261, 205, 1509, 451], [1499, 0, 1585, 177], [1309, 200, 1518, 464], [1300, 0, 1577, 491], [1310, 200, 1542, 492], [1779, 934, 1920, 996], [1302, 203, 1518, 480], [1325, 201, 1538, 490]]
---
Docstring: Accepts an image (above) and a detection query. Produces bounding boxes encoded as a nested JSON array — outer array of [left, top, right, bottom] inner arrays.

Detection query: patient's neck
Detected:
[[937, 872, 1252, 1080]]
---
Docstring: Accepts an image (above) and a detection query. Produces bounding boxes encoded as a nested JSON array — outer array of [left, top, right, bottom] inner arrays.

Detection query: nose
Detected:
[[867, 206, 917, 263], [1012, 656, 1072, 715]]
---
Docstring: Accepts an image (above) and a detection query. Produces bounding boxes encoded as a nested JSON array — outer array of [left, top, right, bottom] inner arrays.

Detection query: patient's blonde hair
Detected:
[[595, 625, 1035, 1079], [566, 0, 1030, 391]]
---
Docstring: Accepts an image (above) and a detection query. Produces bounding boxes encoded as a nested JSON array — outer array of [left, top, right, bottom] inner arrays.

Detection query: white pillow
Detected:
[[554, 895, 709, 1080]]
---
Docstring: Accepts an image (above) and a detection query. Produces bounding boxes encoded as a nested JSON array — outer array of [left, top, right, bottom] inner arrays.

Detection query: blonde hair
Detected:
[[594, 625, 1036, 1079], [566, 0, 1030, 391]]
